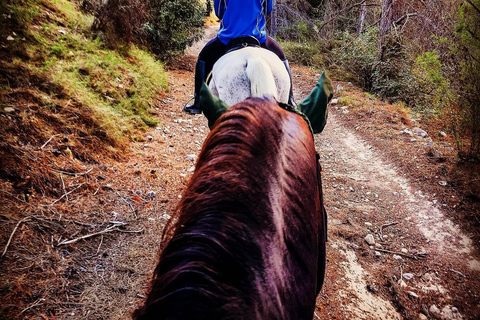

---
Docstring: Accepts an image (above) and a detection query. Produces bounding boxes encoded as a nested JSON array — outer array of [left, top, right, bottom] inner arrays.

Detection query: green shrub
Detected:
[[92, 0, 147, 49], [280, 40, 324, 67], [449, 0, 480, 158], [145, 0, 205, 59], [410, 50, 453, 115]]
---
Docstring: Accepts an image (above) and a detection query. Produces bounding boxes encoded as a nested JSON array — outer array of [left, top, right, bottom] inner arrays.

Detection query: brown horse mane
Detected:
[[133, 98, 318, 319]]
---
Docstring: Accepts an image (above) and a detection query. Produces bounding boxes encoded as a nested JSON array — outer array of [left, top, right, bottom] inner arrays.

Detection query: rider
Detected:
[[183, 0, 295, 114]]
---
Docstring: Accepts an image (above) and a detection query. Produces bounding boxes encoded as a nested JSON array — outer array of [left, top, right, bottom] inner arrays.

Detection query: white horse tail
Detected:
[[245, 57, 278, 100]]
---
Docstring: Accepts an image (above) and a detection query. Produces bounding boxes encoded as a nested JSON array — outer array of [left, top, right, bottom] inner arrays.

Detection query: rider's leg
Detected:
[[183, 38, 227, 114], [183, 60, 206, 114], [263, 37, 295, 106]]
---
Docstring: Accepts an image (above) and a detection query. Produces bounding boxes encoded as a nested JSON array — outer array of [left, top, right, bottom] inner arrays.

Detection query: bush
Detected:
[[92, 0, 205, 60], [92, 0, 147, 49], [333, 27, 453, 113], [449, 0, 480, 159], [280, 40, 325, 67], [144, 0, 205, 59]]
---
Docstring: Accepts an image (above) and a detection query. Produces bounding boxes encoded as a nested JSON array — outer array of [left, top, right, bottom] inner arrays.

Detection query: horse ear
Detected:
[[298, 72, 334, 134], [199, 82, 229, 129]]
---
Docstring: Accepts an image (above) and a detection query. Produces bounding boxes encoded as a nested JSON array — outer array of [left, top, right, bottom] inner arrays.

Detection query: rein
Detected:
[[279, 102, 328, 243]]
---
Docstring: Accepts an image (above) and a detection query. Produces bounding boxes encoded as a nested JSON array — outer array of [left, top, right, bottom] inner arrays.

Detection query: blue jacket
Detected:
[[214, 0, 273, 45]]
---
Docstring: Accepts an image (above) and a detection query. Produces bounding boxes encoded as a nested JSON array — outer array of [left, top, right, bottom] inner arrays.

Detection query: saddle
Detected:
[[226, 36, 261, 53]]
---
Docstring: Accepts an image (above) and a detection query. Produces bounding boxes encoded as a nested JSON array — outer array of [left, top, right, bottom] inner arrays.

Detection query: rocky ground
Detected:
[[1, 26, 479, 319]]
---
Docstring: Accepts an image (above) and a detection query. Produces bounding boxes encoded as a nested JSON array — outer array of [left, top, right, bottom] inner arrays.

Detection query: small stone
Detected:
[[429, 305, 441, 318], [135, 190, 142, 195], [365, 234, 375, 245], [393, 254, 402, 260], [375, 251, 382, 257], [58, 29, 67, 34], [439, 181, 447, 186], [330, 98, 338, 105], [337, 84, 344, 92], [187, 166, 195, 172], [349, 243, 359, 250], [401, 248, 408, 253], [4, 107, 15, 113], [403, 273, 414, 280], [413, 127, 428, 138], [439, 131, 447, 137], [185, 154, 197, 162], [147, 135, 153, 141], [364, 222, 372, 226], [7, 35, 14, 41], [407, 291, 419, 300], [441, 305, 463, 320], [375, 243, 383, 248], [163, 128, 170, 134], [146, 191, 156, 198], [398, 279, 407, 287]]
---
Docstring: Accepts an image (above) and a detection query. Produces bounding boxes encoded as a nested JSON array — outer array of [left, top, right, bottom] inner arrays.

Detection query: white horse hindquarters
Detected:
[[246, 57, 278, 100], [209, 47, 290, 106]]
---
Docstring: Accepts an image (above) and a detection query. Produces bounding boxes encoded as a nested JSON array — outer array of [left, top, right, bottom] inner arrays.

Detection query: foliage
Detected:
[[1, 0, 168, 147], [92, 0, 147, 50], [91, 0, 205, 59], [333, 28, 416, 104], [279, 40, 325, 67], [449, 0, 480, 158], [144, 0, 205, 59], [411, 51, 453, 115]]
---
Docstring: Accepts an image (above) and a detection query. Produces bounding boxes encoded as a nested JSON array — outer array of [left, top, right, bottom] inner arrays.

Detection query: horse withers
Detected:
[[134, 96, 327, 320]]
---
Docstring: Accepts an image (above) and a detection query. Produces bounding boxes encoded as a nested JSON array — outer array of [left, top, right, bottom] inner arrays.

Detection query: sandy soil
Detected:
[[1, 25, 479, 319]]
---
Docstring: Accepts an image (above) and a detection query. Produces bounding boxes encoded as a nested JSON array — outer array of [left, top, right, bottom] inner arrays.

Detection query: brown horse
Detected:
[[134, 97, 327, 320]]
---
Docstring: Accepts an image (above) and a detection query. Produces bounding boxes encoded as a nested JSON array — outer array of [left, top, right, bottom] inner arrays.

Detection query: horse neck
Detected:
[[136, 99, 318, 319]]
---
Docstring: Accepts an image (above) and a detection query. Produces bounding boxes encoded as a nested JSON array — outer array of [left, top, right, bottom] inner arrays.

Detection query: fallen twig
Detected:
[[96, 235, 104, 255], [50, 183, 84, 206], [378, 221, 399, 241], [2, 217, 30, 257], [450, 269, 465, 278], [41, 134, 60, 149], [52, 168, 93, 176], [19, 298, 45, 315], [57, 225, 118, 246], [374, 248, 419, 260], [116, 192, 136, 216], [60, 173, 68, 202]]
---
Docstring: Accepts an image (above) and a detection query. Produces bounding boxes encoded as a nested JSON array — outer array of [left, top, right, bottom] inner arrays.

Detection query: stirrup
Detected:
[[183, 97, 202, 114]]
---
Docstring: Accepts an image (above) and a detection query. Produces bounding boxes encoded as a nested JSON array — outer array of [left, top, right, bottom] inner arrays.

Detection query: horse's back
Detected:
[[209, 47, 290, 106]]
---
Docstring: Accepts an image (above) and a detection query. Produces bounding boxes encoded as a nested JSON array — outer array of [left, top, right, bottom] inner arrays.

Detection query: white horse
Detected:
[[208, 47, 291, 106], [200, 46, 333, 134]]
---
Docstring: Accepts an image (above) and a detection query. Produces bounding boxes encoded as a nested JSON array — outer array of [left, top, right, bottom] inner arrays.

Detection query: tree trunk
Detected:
[[357, 0, 367, 34], [379, 0, 396, 51], [269, 0, 278, 38]]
